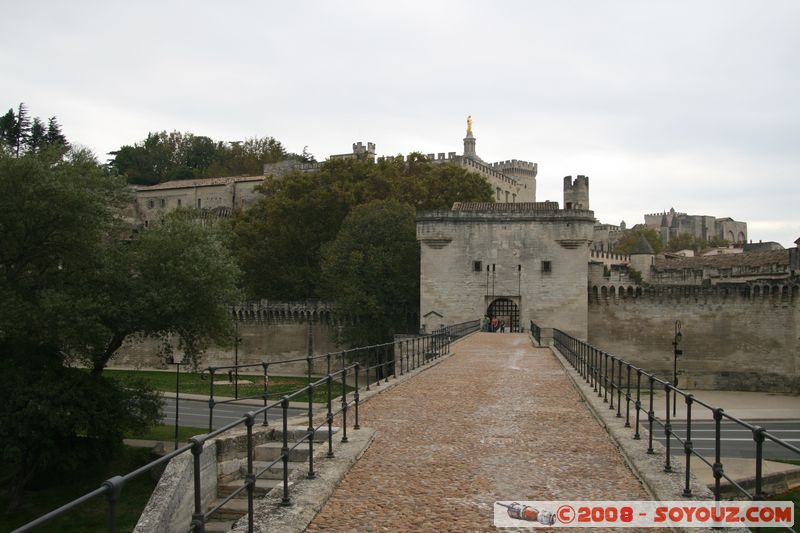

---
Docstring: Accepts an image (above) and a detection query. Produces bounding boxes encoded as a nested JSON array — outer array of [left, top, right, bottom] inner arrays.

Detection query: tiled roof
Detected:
[[134, 175, 264, 191], [451, 202, 559, 212], [655, 249, 789, 270]]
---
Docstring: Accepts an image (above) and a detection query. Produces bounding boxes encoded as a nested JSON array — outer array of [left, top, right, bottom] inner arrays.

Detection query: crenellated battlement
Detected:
[[590, 249, 631, 262], [588, 281, 799, 304], [230, 300, 339, 323], [491, 159, 538, 171]]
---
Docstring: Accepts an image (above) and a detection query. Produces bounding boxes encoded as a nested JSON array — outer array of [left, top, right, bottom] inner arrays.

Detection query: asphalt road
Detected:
[[161, 397, 305, 431], [653, 419, 800, 460]]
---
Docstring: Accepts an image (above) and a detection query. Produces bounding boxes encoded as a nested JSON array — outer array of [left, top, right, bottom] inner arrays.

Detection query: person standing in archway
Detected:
[[490, 316, 499, 332]]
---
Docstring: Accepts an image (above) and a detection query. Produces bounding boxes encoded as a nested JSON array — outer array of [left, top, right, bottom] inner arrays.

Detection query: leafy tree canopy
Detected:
[[0, 148, 241, 505], [230, 153, 493, 301], [614, 226, 663, 255], [109, 131, 313, 185], [664, 233, 731, 253], [0, 102, 68, 157], [321, 200, 419, 345]]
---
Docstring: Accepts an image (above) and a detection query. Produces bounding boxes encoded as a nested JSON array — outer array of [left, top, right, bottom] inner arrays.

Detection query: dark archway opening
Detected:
[[487, 298, 520, 332]]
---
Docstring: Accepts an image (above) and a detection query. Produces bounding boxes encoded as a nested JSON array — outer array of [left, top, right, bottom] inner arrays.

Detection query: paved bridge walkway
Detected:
[[307, 333, 649, 532]]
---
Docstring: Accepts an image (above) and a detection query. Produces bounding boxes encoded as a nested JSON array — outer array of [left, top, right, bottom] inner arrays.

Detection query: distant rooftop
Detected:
[[134, 175, 263, 191], [655, 249, 789, 270]]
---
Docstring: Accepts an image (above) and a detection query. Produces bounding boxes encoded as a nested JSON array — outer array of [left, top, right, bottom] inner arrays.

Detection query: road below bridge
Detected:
[[160, 397, 305, 430]]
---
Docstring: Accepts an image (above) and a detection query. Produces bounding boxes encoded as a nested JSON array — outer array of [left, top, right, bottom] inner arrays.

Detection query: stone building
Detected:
[[644, 207, 747, 245], [263, 118, 539, 203], [131, 175, 264, 227], [417, 176, 594, 339]]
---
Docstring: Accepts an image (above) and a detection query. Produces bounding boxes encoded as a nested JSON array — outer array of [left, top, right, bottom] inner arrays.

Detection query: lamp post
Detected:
[[169, 355, 186, 451], [671, 320, 683, 416], [307, 297, 320, 383], [233, 319, 242, 399]]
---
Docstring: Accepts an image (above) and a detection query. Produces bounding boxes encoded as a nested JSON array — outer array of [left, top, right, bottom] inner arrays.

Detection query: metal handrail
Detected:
[[550, 327, 799, 533], [15, 319, 480, 533]]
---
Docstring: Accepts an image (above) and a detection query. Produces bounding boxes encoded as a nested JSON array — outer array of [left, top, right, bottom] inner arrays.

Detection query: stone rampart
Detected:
[[110, 302, 345, 373], [588, 281, 800, 392]]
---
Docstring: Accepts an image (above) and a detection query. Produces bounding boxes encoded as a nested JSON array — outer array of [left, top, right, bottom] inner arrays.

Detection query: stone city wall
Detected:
[[587, 282, 800, 392], [110, 303, 345, 375]]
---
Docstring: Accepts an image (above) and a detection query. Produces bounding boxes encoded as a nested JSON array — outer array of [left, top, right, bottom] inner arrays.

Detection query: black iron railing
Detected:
[[552, 328, 799, 532], [530, 320, 541, 344], [14, 319, 480, 533], [200, 319, 480, 431]]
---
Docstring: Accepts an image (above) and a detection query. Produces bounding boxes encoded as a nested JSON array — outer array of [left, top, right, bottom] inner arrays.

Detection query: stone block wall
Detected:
[[588, 283, 800, 392]]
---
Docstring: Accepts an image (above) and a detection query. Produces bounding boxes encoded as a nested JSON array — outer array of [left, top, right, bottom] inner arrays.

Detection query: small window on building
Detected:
[[160, 198, 166, 208], [473, 261, 482, 272], [144, 220, 149, 228], [147, 199, 154, 209], [197, 198, 202, 208], [177, 198, 182, 207], [542, 260, 552, 273]]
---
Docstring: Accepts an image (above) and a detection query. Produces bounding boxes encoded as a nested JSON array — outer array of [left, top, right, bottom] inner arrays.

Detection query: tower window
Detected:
[[541, 261, 552, 273], [147, 199, 154, 209], [473, 260, 482, 272], [160, 198, 166, 208]]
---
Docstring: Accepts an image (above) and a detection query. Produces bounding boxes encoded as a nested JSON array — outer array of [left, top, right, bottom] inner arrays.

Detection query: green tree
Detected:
[[614, 227, 663, 254], [230, 154, 492, 300], [320, 200, 419, 345], [27, 117, 46, 152], [664, 234, 731, 253], [0, 148, 240, 505], [109, 131, 295, 185]]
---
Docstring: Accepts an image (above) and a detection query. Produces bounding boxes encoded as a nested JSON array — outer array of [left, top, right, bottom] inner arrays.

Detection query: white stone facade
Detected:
[[417, 202, 595, 340]]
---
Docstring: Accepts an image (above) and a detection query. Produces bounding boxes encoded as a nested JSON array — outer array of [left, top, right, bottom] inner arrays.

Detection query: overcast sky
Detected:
[[2, 1, 798, 246]]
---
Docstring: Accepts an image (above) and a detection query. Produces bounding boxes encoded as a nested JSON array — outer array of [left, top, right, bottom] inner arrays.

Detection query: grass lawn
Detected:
[[750, 457, 799, 532], [104, 369, 353, 403], [0, 447, 157, 533], [125, 424, 208, 442]]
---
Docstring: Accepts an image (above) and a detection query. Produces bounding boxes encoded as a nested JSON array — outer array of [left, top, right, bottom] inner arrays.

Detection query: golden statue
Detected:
[[466, 115, 473, 136]]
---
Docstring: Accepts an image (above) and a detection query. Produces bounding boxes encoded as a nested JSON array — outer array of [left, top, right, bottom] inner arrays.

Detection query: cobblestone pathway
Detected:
[[307, 333, 649, 532]]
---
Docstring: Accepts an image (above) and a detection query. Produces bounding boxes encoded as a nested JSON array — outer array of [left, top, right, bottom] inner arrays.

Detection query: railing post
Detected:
[[753, 426, 766, 500], [262, 362, 269, 426], [280, 397, 291, 506], [190, 437, 206, 530], [616, 360, 622, 418], [341, 367, 349, 443], [713, 408, 724, 500], [592, 348, 598, 393], [365, 347, 371, 391], [208, 368, 216, 432], [624, 364, 631, 428], [245, 412, 256, 531], [354, 362, 361, 430], [664, 382, 672, 472], [683, 395, 693, 497], [634, 369, 642, 440], [647, 376, 655, 454], [307, 384, 315, 480], [384, 343, 390, 383], [327, 352, 331, 376], [306, 354, 312, 386], [102, 476, 124, 533], [609, 357, 615, 410], [603, 353, 609, 403], [326, 375, 334, 458]]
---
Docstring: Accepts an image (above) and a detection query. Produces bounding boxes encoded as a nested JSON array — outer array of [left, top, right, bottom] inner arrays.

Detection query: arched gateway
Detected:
[[487, 298, 519, 332]]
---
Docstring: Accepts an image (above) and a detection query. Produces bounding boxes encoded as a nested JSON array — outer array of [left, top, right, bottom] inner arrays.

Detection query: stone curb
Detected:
[[539, 334, 748, 533]]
